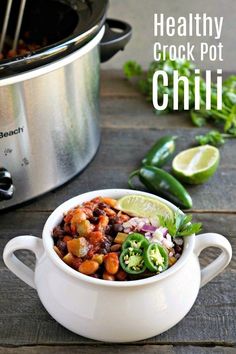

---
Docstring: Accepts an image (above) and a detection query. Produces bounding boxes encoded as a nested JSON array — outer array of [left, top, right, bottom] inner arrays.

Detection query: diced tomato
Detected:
[[91, 197, 102, 204], [102, 198, 117, 208], [116, 213, 130, 224], [95, 215, 109, 232], [63, 235, 73, 243], [71, 257, 83, 270], [104, 207, 117, 217], [87, 231, 104, 246], [70, 209, 87, 233], [87, 245, 100, 259], [82, 207, 93, 219], [64, 211, 73, 223]]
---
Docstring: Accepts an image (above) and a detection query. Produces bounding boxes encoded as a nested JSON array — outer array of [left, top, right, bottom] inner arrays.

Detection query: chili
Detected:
[[142, 135, 177, 168]]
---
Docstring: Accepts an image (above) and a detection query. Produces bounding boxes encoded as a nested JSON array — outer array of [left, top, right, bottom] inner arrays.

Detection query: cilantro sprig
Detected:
[[196, 130, 236, 147], [158, 210, 202, 238]]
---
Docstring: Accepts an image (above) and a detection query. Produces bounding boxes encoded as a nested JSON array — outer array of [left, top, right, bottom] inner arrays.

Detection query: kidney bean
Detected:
[[109, 218, 116, 225], [113, 224, 123, 233], [94, 208, 106, 216], [106, 235, 113, 242], [71, 257, 83, 270], [53, 246, 63, 259], [116, 269, 127, 281], [175, 245, 182, 254], [53, 226, 65, 239], [103, 271, 115, 281], [100, 239, 112, 254], [105, 225, 112, 234], [110, 244, 121, 252], [64, 223, 72, 234], [98, 202, 108, 209], [57, 240, 67, 255], [90, 274, 100, 279], [104, 252, 119, 275], [79, 260, 99, 275], [63, 235, 73, 243], [90, 217, 99, 224]]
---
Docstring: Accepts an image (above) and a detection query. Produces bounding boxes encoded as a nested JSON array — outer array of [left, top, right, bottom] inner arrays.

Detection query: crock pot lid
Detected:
[[0, 0, 109, 78]]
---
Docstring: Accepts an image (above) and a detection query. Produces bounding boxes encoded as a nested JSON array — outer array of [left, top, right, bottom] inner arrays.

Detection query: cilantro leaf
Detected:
[[123, 61, 143, 79], [159, 210, 202, 238], [196, 130, 236, 147]]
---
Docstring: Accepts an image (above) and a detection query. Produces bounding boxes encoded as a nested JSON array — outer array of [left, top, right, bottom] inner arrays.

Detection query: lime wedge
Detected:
[[116, 195, 173, 220], [172, 145, 220, 184]]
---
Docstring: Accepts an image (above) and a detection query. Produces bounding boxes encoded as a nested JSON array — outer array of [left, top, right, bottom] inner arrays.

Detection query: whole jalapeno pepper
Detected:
[[120, 248, 146, 274], [129, 166, 192, 209], [144, 243, 168, 272], [122, 233, 149, 251], [142, 135, 177, 168]]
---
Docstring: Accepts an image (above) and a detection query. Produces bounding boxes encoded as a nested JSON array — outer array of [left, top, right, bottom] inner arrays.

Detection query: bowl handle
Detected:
[[194, 233, 232, 287], [3, 236, 44, 289]]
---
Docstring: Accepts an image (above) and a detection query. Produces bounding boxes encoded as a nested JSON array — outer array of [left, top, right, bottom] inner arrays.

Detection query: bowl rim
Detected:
[[42, 189, 195, 288]]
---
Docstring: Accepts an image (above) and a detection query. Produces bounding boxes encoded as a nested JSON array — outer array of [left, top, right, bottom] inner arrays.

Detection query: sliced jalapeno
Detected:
[[120, 248, 146, 274], [122, 233, 149, 251], [144, 243, 168, 272]]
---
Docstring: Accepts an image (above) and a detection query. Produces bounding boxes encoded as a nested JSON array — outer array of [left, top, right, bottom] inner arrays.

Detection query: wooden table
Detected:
[[0, 70, 235, 354]]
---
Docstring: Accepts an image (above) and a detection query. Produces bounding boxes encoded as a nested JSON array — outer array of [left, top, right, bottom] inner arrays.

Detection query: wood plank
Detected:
[[0, 346, 173, 354], [101, 70, 234, 129], [0, 213, 235, 346], [101, 70, 141, 97], [14, 127, 236, 212], [0, 345, 235, 354], [101, 97, 196, 129]]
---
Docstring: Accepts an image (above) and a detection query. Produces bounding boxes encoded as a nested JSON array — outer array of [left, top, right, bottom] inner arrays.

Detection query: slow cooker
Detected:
[[0, 0, 132, 210]]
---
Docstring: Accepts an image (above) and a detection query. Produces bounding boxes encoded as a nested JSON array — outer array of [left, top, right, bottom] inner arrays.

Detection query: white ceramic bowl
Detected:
[[3, 189, 232, 342]]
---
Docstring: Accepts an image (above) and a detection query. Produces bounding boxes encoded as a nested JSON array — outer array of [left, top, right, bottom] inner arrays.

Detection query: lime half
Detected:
[[116, 194, 173, 220], [172, 145, 220, 184]]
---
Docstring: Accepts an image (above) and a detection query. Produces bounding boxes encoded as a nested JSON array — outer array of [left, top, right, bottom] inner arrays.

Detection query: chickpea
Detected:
[[104, 252, 119, 275], [116, 269, 127, 281], [79, 260, 99, 275], [110, 244, 121, 252], [103, 271, 115, 281]]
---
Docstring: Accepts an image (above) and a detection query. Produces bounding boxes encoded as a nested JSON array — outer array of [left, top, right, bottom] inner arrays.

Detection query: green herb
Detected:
[[123, 54, 236, 145], [158, 210, 202, 237], [123, 61, 142, 79], [196, 130, 236, 147]]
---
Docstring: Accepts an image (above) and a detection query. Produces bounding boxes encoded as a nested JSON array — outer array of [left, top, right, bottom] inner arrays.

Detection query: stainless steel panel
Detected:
[[0, 46, 100, 209]]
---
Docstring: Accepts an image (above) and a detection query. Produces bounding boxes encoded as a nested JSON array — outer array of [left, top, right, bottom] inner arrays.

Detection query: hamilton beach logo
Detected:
[[0, 126, 24, 139]]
